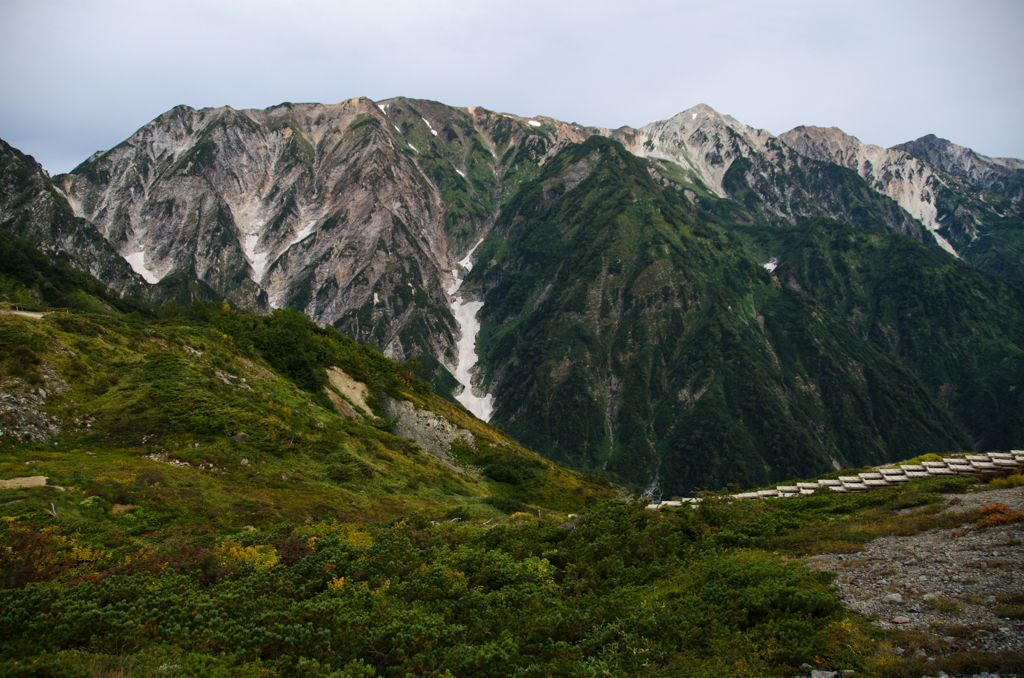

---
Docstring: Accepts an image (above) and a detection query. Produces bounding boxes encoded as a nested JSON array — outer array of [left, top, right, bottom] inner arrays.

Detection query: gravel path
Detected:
[[807, 485, 1024, 659]]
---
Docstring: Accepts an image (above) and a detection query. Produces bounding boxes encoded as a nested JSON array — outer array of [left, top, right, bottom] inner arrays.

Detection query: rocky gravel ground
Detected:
[[805, 485, 1024, 676], [0, 365, 70, 445]]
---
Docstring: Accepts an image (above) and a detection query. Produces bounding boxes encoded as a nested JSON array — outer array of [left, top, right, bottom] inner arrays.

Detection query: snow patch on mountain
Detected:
[[243, 223, 270, 282], [286, 220, 316, 250], [452, 299, 495, 421], [124, 250, 161, 284], [932, 232, 959, 257], [447, 238, 493, 421]]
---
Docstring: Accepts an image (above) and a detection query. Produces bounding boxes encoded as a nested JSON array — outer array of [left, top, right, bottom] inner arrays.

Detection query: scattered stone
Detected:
[[24, 460, 41, 465], [811, 671, 837, 678], [279, 472, 287, 480], [241, 525, 256, 532], [0, 371, 69, 444], [231, 432, 250, 443], [240, 459, 251, 467], [380, 395, 477, 474], [806, 484, 1024, 654], [144, 453, 192, 468], [914, 648, 927, 658], [882, 593, 903, 604]]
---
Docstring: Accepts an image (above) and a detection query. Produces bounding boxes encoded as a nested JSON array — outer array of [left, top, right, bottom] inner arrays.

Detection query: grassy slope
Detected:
[[2, 444, 1022, 676], [0, 238, 618, 527]]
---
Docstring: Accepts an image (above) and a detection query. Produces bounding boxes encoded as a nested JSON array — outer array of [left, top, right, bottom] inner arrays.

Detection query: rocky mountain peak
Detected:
[[893, 133, 1024, 202], [616, 103, 777, 197], [778, 125, 874, 170], [779, 125, 967, 256]]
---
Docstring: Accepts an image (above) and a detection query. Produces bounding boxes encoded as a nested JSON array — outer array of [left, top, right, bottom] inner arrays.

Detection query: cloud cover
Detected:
[[2, 0, 1022, 174]]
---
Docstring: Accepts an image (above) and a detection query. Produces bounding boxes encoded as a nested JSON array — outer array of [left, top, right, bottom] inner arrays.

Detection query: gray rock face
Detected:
[[381, 394, 475, 467], [54, 98, 590, 370], [0, 138, 143, 292], [779, 125, 1024, 279], [613, 104, 921, 236], [0, 364, 69, 445], [893, 133, 1024, 203]]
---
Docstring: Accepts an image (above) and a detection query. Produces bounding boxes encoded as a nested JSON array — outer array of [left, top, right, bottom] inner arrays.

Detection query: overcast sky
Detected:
[[2, 0, 1021, 175]]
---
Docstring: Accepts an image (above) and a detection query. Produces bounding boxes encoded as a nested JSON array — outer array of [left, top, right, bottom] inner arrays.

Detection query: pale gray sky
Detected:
[[2, 0, 1021, 174]]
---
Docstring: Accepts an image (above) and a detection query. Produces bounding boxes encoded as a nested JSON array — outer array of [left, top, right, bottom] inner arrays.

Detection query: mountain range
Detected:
[[2, 97, 1022, 497]]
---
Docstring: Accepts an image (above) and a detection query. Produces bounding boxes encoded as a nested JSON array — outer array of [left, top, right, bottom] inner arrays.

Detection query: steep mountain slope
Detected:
[[736, 218, 1024, 450], [53, 98, 591, 387], [0, 138, 142, 293], [780, 126, 1024, 285], [12, 99, 1023, 495], [893, 133, 1024, 203], [463, 137, 967, 497]]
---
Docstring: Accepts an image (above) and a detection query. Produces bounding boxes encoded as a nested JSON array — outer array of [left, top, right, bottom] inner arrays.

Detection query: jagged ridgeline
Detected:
[[52, 98, 593, 381], [464, 137, 974, 496]]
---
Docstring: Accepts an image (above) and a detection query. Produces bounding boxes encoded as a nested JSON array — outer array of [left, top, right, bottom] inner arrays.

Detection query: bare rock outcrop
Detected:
[[380, 394, 474, 466]]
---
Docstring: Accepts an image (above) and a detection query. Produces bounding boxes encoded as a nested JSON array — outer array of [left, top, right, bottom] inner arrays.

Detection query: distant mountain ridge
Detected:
[[2, 97, 1023, 494], [779, 125, 1024, 284], [893, 133, 1024, 203]]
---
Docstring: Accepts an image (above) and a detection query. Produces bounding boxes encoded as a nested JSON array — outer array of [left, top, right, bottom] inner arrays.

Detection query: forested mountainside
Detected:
[[462, 137, 971, 497], [1, 97, 1022, 494]]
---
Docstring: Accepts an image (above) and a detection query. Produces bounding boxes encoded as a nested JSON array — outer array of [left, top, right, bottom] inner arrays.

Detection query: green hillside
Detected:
[[466, 137, 970, 496], [735, 218, 1024, 451]]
